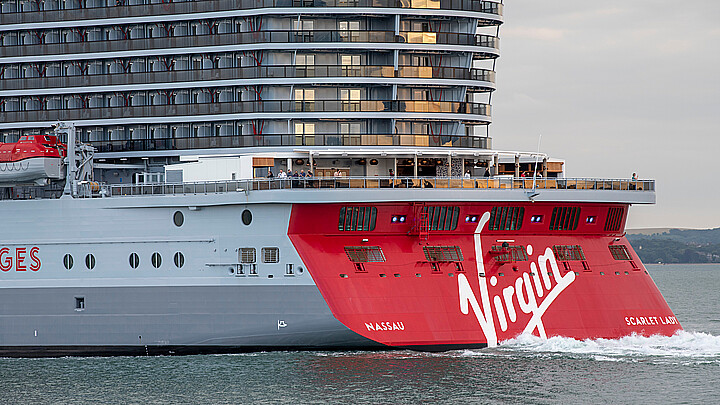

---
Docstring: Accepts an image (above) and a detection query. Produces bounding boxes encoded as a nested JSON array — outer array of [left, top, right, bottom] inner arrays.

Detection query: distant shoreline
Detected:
[[646, 263, 720, 266]]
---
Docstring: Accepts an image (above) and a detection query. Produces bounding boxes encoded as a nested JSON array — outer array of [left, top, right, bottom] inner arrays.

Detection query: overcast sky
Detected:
[[490, 1, 720, 229]]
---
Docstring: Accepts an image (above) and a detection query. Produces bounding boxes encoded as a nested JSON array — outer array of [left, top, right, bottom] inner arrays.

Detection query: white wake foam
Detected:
[[475, 331, 720, 363]]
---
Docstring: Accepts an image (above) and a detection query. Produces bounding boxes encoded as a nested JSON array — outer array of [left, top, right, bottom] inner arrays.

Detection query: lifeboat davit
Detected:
[[0, 135, 66, 186]]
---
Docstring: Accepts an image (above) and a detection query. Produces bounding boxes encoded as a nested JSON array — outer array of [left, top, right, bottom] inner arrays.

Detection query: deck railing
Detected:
[[91, 177, 655, 198]]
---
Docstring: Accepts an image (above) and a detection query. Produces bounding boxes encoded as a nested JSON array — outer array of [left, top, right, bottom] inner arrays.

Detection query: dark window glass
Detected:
[[241, 209, 252, 226], [339, 207, 377, 231], [173, 211, 184, 227], [549, 207, 581, 231], [174, 252, 185, 268], [489, 207, 524, 231], [423, 206, 459, 231], [63, 254, 74, 270], [151, 252, 162, 268], [129, 253, 140, 269], [85, 254, 96, 270], [605, 207, 625, 232]]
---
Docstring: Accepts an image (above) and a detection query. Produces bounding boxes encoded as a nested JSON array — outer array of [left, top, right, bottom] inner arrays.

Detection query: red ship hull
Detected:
[[289, 202, 681, 349]]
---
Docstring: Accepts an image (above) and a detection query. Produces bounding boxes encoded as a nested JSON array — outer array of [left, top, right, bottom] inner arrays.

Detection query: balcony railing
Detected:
[[0, 100, 491, 124], [90, 177, 655, 199], [85, 133, 492, 152], [0, 0, 503, 20], [0, 65, 496, 91], [1, 30, 499, 59]]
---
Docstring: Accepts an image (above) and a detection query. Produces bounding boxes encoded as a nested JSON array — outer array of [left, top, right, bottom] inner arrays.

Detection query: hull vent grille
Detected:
[[609, 245, 632, 260], [423, 246, 464, 262], [239, 248, 256, 263], [491, 245, 528, 262], [552, 245, 586, 261], [345, 246, 386, 263]]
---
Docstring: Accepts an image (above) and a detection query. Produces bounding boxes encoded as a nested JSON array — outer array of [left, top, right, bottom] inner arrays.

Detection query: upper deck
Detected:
[[71, 176, 655, 205]]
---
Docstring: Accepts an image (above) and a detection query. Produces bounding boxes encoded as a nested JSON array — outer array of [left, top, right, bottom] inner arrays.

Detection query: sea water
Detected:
[[1, 264, 719, 404]]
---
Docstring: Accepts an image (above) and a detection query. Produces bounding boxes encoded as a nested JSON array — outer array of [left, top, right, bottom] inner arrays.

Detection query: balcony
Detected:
[[0, 65, 496, 92], [91, 177, 655, 200], [0, 100, 491, 124], [1, 30, 499, 60], [0, 0, 503, 23], [85, 133, 492, 152]]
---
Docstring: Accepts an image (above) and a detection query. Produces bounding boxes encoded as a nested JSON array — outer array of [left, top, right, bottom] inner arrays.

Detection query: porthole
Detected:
[[63, 254, 74, 270], [174, 252, 185, 268], [173, 211, 184, 227], [241, 209, 252, 226], [129, 253, 140, 269], [85, 254, 96, 270], [151, 252, 162, 268]]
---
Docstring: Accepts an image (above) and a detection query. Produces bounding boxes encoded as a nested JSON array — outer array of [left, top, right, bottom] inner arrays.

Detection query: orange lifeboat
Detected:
[[0, 135, 66, 185]]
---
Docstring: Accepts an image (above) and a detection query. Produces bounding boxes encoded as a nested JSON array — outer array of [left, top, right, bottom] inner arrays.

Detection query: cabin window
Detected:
[[549, 207, 581, 231], [129, 253, 140, 269], [488, 207, 524, 231], [605, 207, 625, 232], [339, 207, 377, 231], [609, 245, 632, 261], [173, 211, 184, 227], [491, 245, 528, 262], [344, 246, 386, 263], [85, 254, 96, 270], [552, 245, 586, 261], [239, 248, 256, 263], [75, 297, 85, 311], [241, 209, 252, 226], [63, 254, 74, 270], [174, 252, 185, 268], [423, 206, 459, 231], [151, 252, 162, 268], [262, 247, 279, 263], [423, 246, 463, 262]]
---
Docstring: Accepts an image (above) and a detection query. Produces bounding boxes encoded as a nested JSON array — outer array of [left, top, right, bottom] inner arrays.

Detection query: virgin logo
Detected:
[[458, 212, 575, 347]]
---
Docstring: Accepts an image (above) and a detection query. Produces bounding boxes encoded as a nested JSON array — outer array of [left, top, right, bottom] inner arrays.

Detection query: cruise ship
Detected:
[[0, 0, 681, 356]]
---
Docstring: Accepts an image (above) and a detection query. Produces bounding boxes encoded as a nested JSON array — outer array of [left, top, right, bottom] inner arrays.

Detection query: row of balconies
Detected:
[[0, 100, 491, 123], [82, 133, 491, 151], [2, 118, 476, 137], [0, 0, 502, 21], [0, 65, 495, 92], [2, 30, 498, 59]]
